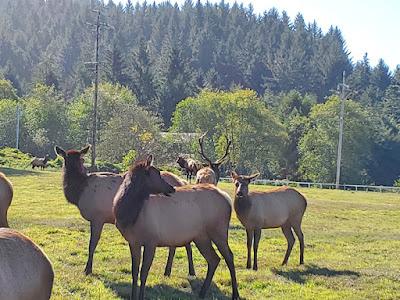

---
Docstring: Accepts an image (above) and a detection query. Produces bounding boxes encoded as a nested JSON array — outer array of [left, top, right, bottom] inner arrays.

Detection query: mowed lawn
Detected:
[[2, 168, 400, 300]]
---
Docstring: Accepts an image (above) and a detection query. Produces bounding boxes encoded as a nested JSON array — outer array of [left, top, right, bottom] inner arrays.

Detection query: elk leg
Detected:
[[281, 224, 295, 265], [246, 229, 254, 269], [194, 238, 220, 299], [84, 221, 104, 275], [164, 247, 175, 276], [139, 244, 156, 300], [185, 243, 196, 276], [292, 223, 305, 265], [253, 229, 262, 271], [213, 238, 240, 300], [0, 210, 8, 228], [130, 243, 141, 300]]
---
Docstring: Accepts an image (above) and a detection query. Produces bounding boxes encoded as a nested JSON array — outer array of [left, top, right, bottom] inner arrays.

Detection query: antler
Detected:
[[215, 135, 232, 165], [198, 131, 213, 165]]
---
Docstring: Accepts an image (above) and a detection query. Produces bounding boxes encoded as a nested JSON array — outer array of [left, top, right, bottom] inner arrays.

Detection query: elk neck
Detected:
[[62, 163, 88, 206], [234, 194, 252, 215], [114, 165, 150, 229]]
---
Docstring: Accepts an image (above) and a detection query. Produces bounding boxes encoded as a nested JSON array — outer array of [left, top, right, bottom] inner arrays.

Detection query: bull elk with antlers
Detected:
[[197, 132, 232, 185]]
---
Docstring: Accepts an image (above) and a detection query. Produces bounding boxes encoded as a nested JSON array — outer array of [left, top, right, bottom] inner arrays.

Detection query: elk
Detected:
[[231, 171, 307, 270], [31, 155, 50, 170], [54, 145, 194, 276], [176, 156, 203, 183], [113, 156, 239, 300], [0, 228, 54, 300], [0, 172, 13, 227], [197, 132, 232, 185]]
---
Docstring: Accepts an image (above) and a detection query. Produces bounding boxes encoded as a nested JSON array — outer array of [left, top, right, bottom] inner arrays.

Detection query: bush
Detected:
[[0, 147, 33, 169]]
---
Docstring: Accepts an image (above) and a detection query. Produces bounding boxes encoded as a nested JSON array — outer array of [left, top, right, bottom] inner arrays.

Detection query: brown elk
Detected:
[[176, 156, 203, 183], [31, 155, 50, 170], [113, 156, 239, 300], [54, 145, 194, 276], [0, 172, 13, 227], [0, 228, 54, 300], [231, 171, 307, 270], [197, 132, 232, 185]]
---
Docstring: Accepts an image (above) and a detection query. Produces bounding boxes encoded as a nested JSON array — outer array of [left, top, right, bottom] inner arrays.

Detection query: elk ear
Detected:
[[54, 146, 66, 158], [80, 145, 91, 155], [146, 155, 153, 166], [231, 171, 239, 180], [246, 173, 260, 182]]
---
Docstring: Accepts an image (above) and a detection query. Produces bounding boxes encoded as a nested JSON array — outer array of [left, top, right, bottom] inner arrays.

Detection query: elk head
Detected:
[[198, 132, 232, 182]]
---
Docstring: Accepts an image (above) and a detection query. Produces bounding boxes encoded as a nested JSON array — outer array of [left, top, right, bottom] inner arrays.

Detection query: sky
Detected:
[[116, 0, 400, 71]]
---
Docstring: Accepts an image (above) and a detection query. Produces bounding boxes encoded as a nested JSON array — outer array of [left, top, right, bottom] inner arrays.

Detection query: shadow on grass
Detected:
[[272, 264, 360, 284], [103, 277, 232, 299], [0, 167, 38, 176]]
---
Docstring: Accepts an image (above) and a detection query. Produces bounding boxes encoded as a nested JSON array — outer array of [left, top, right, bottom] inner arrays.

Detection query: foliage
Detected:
[[21, 84, 69, 156], [172, 89, 288, 177], [0, 147, 32, 169], [67, 82, 137, 148], [121, 149, 137, 171], [298, 96, 377, 184]]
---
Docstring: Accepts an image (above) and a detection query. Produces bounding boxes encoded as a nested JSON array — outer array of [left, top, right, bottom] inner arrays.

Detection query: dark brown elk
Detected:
[[0, 228, 54, 300], [0, 172, 13, 227], [176, 156, 203, 183], [113, 156, 239, 300], [55, 145, 194, 276], [31, 155, 50, 170], [231, 171, 307, 270], [197, 132, 231, 185]]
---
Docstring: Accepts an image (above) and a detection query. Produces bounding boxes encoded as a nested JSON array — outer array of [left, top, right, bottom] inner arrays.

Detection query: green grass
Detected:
[[2, 168, 400, 299]]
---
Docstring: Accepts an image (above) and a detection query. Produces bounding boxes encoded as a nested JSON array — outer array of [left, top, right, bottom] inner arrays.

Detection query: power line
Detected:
[[335, 71, 352, 189], [85, 9, 111, 169]]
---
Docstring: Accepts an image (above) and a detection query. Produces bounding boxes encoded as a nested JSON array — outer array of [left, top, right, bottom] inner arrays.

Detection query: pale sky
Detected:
[[117, 0, 400, 71]]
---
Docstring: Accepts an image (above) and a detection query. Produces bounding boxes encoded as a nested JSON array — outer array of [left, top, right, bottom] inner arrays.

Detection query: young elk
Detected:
[[176, 156, 203, 183], [197, 132, 232, 185], [0, 228, 54, 300], [31, 155, 50, 170], [54, 145, 194, 276], [0, 172, 13, 227], [231, 171, 307, 270], [113, 156, 239, 300]]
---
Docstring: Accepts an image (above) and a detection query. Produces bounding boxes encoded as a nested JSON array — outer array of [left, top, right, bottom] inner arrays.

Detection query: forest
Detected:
[[0, 0, 399, 185]]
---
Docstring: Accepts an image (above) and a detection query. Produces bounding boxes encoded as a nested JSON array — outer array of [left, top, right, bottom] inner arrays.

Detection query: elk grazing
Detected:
[[31, 155, 50, 170], [231, 171, 307, 270], [197, 132, 232, 185], [0, 228, 54, 300], [176, 156, 203, 183], [0, 172, 13, 227], [113, 156, 239, 300], [55, 145, 194, 276]]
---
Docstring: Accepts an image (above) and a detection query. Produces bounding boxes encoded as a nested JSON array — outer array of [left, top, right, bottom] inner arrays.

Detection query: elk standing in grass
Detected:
[[176, 156, 203, 183], [0, 172, 13, 227], [196, 132, 231, 185], [31, 155, 50, 170], [113, 156, 239, 300], [231, 171, 307, 270], [0, 228, 54, 300], [55, 145, 194, 276]]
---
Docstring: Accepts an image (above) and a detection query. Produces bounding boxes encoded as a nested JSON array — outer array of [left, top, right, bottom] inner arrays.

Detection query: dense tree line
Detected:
[[0, 0, 353, 123], [0, 0, 399, 185]]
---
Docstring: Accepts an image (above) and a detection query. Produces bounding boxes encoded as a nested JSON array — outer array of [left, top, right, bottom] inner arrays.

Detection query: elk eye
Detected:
[[235, 182, 239, 187]]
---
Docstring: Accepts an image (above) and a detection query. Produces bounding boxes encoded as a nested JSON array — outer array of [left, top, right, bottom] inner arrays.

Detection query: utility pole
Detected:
[[86, 9, 110, 169], [335, 71, 350, 189], [15, 105, 20, 150]]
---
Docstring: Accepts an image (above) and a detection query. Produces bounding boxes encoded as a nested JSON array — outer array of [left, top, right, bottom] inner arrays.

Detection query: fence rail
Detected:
[[219, 178, 400, 193]]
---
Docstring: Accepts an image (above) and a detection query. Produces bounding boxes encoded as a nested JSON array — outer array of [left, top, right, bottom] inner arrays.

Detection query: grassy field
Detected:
[[2, 167, 400, 299]]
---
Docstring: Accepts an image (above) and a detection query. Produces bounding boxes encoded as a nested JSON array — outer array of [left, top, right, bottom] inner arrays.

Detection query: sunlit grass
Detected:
[[2, 168, 400, 299]]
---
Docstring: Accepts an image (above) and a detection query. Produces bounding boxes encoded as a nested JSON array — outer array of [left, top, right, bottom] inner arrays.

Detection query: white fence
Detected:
[[219, 178, 400, 193]]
